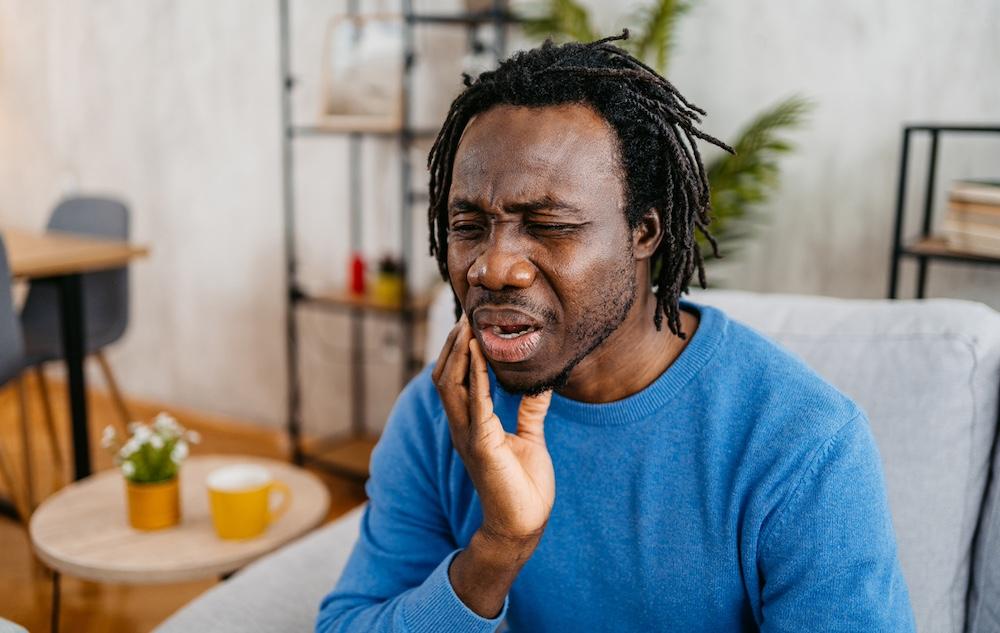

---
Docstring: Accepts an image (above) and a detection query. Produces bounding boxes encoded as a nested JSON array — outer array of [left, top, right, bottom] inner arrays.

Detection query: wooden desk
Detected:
[[29, 455, 330, 633], [2, 227, 148, 484]]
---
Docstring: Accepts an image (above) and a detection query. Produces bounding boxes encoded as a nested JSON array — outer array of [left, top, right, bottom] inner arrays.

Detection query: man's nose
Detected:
[[467, 229, 536, 291]]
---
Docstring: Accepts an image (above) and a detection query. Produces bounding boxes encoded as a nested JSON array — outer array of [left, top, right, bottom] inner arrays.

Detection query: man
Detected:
[[317, 31, 915, 632]]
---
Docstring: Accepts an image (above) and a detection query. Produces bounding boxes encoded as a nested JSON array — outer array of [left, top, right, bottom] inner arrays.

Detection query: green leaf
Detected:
[[699, 95, 813, 259], [519, 0, 597, 43], [631, 0, 694, 73]]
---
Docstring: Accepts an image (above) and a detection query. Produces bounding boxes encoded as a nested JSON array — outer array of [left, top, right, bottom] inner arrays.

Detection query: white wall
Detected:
[[0, 0, 997, 429]]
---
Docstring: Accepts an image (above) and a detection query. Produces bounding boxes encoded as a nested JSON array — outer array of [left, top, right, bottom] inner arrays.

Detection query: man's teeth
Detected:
[[492, 325, 535, 339]]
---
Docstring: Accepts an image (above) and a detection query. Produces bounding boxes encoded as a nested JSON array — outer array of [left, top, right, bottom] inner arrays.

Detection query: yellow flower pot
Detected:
[[125, 477, 181, 530]]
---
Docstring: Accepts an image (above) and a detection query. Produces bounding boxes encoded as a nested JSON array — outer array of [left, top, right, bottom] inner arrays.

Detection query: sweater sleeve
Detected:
[[757, 412, 916, 632], [315, 370, 508, 632]]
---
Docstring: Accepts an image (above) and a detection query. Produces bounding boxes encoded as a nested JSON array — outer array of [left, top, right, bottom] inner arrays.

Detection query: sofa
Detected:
[[156, 287, 1000, 633]]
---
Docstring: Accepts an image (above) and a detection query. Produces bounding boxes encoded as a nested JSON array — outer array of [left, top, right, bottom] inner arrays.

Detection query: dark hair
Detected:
[[427, 29, 734, 339]]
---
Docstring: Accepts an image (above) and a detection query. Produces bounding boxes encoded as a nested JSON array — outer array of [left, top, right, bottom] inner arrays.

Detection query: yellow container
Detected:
[[125, 477, 181, 530], [207, 465, 292, 540], [372, 274, 405, 308]]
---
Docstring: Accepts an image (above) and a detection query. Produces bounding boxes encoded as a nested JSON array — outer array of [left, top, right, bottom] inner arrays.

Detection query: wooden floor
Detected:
[[0, 373, 368, 632]]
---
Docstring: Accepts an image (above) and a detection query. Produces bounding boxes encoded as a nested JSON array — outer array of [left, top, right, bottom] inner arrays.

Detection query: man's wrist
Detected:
[[471, 525, 542, 569], [447, 529, 539, 619]]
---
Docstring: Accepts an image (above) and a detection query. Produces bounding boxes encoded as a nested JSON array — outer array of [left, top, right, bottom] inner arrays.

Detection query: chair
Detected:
[[0, 235, 32, 520], [19, 197, 134, 498]]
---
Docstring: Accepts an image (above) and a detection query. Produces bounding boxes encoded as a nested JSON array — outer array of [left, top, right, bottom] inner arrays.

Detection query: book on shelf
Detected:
[[949, 179, 1000, 206], [941, 216, 1000, 257], [948, 200, 1000, 229], [939, 179, 1000, 256]]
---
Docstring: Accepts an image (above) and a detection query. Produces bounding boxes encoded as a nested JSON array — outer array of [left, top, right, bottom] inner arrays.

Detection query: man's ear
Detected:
[[632, 207, 664, 260]]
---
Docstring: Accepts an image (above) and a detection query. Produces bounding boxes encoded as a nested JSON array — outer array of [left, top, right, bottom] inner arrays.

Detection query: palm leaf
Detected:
[[699, 95, 813, 261], [519, 0, 598, 44], [629, 0, 694, 73]]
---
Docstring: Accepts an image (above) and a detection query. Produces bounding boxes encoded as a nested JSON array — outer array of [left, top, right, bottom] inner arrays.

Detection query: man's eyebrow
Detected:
[[448, 195, 579, 217]]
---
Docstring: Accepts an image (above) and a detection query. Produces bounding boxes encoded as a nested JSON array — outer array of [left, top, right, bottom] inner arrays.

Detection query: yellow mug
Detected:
[[206, 464, 292, 540]]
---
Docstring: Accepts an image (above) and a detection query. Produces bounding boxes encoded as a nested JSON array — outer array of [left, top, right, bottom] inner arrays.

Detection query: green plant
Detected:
[[102, 413, 200, 484], [518, 0, 812, 271]]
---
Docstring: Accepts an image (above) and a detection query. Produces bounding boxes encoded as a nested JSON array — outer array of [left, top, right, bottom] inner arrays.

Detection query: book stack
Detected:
[[941, 180, 1000, 257]]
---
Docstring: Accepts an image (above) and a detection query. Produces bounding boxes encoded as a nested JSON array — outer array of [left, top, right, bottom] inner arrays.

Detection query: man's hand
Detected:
[[432, 312, 554, 618]]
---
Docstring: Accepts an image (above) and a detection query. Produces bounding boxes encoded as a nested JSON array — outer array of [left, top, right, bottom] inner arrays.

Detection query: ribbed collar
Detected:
[[492, 298, 727, 426]]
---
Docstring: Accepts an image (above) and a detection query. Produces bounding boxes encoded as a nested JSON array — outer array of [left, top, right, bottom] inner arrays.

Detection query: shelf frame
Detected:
[[278, 0, 515, 479], [887, 124, 1000, 299]]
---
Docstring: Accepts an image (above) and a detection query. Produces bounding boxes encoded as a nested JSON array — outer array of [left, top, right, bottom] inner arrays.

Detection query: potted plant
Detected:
[[101, 413, 200, 530], [517, 0, 813, 277]]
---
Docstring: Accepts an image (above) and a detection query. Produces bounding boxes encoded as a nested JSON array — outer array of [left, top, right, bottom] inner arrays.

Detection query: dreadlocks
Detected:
[[427, 29, 734, 340]]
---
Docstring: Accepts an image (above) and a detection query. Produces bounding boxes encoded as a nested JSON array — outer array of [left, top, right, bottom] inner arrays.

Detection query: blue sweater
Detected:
[[317, 298, 916, 632]]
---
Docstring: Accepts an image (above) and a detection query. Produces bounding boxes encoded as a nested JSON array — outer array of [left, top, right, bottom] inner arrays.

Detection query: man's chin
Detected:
[[492, 362, 573, 397]]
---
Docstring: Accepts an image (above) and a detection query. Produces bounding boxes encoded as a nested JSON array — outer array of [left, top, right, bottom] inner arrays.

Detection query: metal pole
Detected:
[[915, 129, 939, 299], [278, 0, 304, 464], [887, 128, 910, 299], [400, 0, 417, 386]]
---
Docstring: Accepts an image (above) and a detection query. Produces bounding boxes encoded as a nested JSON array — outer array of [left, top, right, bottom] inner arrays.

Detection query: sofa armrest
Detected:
[[154, 504, 366, 633]]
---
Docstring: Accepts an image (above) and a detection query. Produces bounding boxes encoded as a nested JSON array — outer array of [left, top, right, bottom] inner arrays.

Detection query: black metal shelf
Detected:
[[289, 124, 440, 139], [406, 9, 518, 25], [887, 123, 1000, 299], [279, 0, 512, 481]]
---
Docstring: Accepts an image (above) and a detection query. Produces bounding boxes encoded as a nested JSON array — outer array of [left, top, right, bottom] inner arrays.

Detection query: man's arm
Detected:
[[758, 412, 916, 632], [314, 372, 509, 633], [317, 314, 555, 632]]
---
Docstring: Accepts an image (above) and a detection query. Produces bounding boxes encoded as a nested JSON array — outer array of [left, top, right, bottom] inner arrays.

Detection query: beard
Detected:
[[497, 259, 638, 397]]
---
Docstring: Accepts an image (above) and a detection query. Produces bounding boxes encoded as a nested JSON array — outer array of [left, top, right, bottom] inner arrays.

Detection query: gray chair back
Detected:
[[0, 235, 25, 385], [20, 197, 130, 359]]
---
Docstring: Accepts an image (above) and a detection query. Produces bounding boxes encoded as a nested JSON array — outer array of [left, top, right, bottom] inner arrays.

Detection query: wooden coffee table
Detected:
[[28, 455, 330, 632]]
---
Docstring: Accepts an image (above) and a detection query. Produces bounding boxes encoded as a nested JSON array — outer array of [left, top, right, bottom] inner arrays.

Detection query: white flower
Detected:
[[153, 412, 181, 436], [170, 440, 189, 463], [132, 425, 153, 444], [150, 435, 164, 450], [101, 425, 117, 449], [185, 430, 201, 445], [127, 421, 143, 434], [121, 461, 136, 477], [119, 438, 140, 459]]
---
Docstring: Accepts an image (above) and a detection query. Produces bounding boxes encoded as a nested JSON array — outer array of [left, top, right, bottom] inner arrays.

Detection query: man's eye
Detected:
[[528, 223, 575, 234], [451, 224, 482, 234]]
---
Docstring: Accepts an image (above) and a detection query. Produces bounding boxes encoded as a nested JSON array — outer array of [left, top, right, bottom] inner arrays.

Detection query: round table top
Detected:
[[29, 455, 331, 584]]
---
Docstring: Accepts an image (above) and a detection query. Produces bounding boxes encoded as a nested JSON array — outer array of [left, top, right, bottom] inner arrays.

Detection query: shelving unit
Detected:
[[277, 0, 517, 480], [887, 124, 1000, 299]]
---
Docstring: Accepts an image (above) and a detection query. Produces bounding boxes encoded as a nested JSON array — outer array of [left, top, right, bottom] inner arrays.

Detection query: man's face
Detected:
[[446, 103, 639, 395]]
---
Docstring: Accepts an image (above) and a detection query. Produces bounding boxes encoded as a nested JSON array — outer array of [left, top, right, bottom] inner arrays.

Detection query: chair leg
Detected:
[[33, 366, 66, 485], [95, 350, 132, 433], [14, 377, 36, 511], [0, 433, 29, 522]]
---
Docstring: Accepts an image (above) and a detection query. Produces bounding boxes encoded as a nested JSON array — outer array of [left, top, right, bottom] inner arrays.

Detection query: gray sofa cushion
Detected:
[[681, 289, 1000, 633], [971, 434, 1000, 633]]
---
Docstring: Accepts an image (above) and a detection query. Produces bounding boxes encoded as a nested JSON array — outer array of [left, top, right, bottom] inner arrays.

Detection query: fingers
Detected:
[[432, 313, 466, 384], [467, 338, 494, 426], [435, 314, 473, 435], [516, 390, 552, 443]]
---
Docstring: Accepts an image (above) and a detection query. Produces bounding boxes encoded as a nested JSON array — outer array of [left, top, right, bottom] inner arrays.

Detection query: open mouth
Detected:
[[473, 308, 547, 363], [489, 323, 540, 339]]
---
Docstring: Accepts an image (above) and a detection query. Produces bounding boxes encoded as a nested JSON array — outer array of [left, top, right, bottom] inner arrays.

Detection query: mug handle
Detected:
[[267, 481, 293, 525]]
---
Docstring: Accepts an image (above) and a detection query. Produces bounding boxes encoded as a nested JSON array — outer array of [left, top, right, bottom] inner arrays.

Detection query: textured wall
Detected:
[[0, 0, 997, 430]]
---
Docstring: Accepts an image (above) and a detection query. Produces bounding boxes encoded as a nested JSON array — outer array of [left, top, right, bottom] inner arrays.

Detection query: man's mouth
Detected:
[[473, 307, 546, 363]]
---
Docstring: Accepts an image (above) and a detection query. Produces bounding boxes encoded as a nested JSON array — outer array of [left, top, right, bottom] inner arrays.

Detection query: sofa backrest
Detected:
[[426, 286, 1000, 633]]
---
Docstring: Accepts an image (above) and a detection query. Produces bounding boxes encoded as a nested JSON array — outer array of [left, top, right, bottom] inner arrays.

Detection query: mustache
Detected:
[[468, 291, 558, 325]]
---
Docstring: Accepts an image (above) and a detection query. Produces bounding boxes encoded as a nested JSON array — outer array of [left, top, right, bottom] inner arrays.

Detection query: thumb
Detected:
[[516, 390, 552, 443]]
